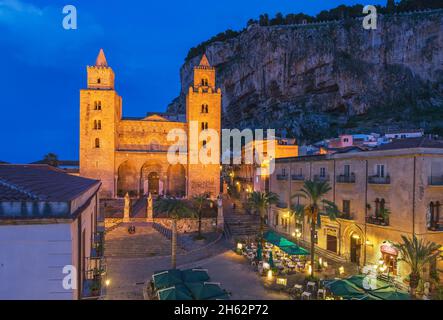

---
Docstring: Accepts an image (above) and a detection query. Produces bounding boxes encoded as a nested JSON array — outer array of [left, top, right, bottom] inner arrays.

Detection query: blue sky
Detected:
[[0, 0, 385, 163]]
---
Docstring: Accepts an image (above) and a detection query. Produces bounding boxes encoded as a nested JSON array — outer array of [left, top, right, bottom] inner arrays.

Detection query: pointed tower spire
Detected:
[[199, 54, 210, 67], [95, 48, 108, 67]]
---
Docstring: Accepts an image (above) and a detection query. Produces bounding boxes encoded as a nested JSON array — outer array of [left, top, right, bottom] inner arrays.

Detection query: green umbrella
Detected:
[[280, 245, 310, 256], [157, 284, 193, 300], [185, 282, 228, 300], [152, 269, 183, 290], [346, 275, 390, 292], [268, 251, 274, 268], [263, 230, 280, 243], [275, 237, 296, 247], [324, 279, 365, 299], [256, 243, 263, 260], [181, 268, 210, 283], [369, 287, 410, 300]]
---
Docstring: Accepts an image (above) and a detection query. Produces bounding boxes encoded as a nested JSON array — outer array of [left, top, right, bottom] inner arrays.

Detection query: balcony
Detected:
[[90, 231, 104, 259], [336, 174, 356, 184], [368, 175, 390, 184], [82, 257, 106, 299], [339, 212, 354, 220], [428, 176, 443, 186], [291, 174, 305, 181], [276, 174, 289, 181], [313, 174, 329, 182], [366, 215, 389, 226], [428, 224, 443, 231]]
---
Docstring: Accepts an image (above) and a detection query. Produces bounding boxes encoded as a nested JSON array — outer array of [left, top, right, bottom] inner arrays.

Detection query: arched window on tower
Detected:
[[201, 78, 208, 86], [205, 122, 208, 130], [205, 104, 208, 113], [94, 101, 102, 110], [97, 120, 101, 130], [97, 78, 101, 84], [201, 122, 205, 131], [95, 138, 100, 148]]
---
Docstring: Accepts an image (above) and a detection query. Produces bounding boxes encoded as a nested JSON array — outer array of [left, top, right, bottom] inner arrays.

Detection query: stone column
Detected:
[[217, 194, 224, 231], [123, 192, 131, 222], [146, 192, 153, 222]]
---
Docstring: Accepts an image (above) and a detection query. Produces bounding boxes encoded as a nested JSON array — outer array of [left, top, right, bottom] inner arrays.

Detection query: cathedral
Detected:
[[79, 49, 221, 199]]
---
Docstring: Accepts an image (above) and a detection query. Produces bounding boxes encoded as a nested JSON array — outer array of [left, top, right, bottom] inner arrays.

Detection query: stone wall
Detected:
[[154, 218, 217, 233]]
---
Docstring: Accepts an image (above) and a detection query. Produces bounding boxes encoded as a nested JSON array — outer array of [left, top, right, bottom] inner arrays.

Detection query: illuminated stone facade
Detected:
[[269, 141, 443, 282], [80, 50, 221, 198]]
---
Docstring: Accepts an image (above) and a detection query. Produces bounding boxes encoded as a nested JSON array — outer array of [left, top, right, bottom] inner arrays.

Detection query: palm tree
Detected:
[[292, 180, 340, 278], [392, 235, 441, 298], [247, 191, 279, 246], [154, 198, 196, 269], [192, 193, 210, 239], [43, 153, 59, 167]]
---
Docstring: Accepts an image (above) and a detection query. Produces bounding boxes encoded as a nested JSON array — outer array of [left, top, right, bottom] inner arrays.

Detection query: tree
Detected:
[[192, 193, 210, 239], [43, 153, 59, 167], [386, 0, 396, 13], [292, 180, 340, 278], [247, 191, 279, 245], [154, 199, 196, 269], [392, 235, 441, 298]]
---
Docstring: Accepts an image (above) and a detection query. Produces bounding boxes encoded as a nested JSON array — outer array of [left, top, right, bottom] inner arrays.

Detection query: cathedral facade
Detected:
[[79, 50, 221, 198]]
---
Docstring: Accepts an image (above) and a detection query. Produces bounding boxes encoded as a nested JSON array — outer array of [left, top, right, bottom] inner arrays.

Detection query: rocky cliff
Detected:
[[168, 10, 443, 141]]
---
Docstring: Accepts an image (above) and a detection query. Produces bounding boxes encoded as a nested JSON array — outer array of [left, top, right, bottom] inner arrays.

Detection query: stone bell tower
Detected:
[[79, 49, 122, 198], [186, 54, 221, 197]]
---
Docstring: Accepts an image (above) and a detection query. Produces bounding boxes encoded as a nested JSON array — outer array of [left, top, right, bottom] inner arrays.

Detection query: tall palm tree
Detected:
[[392, 235, 441, 298], [154, 198, 196, 269], [192, 193, 210, 239], [292, 180, 340, 278], [247, 191, 279, 245]]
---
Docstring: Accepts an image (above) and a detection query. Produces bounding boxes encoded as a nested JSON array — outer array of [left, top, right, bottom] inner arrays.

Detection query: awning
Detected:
[[263, 230, 310, 255], [185, 282, 228, 300]]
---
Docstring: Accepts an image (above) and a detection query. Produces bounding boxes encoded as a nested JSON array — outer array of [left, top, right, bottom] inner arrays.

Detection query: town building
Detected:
[[0, 164, 102, 299], [268, 136, 443, 283], [79, 50, 221, 199], [228, 138, 298, 197]]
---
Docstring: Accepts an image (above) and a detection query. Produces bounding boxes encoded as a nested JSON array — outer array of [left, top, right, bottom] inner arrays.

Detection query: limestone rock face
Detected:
[[168, 11, 443, 140]]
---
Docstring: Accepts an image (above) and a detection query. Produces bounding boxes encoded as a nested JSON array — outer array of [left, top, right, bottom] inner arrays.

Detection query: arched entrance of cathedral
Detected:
[[117, 161, 138, 197], [147, 172, 160, 195], [140, 162, 163, 196], [167, 164, 186, 197]]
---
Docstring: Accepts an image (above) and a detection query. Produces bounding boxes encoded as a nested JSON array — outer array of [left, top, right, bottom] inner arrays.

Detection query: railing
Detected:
[[314, 174, 329, 182], [336, 174, 356, 183], [82, 256, 106, 299], [276, 174, 289, 181], [368, 175, 391, 184], [428, 176, 443, 186], [291, 174, 305, 181], [428, 222, 443, 231], [366, 215, 389, 226], [339, 213, 354, 220]]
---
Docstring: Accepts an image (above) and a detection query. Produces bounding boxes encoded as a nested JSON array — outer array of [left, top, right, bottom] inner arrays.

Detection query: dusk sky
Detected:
[[0, 0, 385, 163]]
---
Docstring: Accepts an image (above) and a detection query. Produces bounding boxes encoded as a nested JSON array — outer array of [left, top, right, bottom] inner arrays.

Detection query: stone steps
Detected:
[[104, 224, 183, 258]]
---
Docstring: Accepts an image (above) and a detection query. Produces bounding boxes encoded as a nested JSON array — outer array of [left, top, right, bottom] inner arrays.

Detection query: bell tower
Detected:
[[80, 49, 122, 198], [186, 54, 221, 197]]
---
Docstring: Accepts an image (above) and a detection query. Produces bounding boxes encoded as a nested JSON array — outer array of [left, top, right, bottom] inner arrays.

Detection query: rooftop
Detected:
[[374, 136, 443, 151], [0, 164, 99, 202]]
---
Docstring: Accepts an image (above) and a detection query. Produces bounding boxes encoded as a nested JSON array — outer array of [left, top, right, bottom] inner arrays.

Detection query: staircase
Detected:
[[104, 222, 181, 258]]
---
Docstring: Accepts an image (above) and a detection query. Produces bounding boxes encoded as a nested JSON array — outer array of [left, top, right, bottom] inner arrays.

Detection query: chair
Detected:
[[317, 289, 326, 300], [307, 281, 316, 292], [301, 291, 311, 300]]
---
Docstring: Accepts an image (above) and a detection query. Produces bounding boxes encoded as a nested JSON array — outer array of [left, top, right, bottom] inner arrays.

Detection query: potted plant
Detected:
[[379, 208, 390, 226]]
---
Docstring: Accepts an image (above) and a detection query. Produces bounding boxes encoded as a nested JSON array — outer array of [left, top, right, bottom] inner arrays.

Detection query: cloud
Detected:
[[0, 0, 104, 67]]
